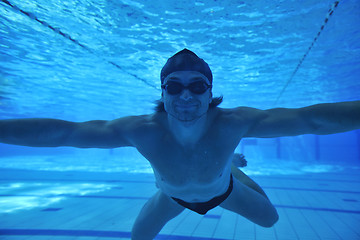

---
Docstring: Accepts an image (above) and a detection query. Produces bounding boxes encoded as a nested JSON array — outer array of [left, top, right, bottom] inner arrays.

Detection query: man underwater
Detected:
[[1, 49, 360, 240]]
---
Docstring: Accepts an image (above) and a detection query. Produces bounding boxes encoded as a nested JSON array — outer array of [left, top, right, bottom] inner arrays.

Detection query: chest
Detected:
[[136, 125, 242, 183]]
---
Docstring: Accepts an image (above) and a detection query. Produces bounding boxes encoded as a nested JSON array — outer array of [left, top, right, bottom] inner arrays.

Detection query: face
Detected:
[[161, 71, 212, 122]]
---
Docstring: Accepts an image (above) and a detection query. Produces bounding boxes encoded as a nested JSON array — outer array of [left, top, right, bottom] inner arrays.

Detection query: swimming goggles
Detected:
[[161, 81, 212, 95]]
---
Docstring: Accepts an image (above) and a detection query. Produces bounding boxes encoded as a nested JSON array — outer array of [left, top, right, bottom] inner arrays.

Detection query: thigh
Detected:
[[231, 165, 269, 199], [132, 190, 185, 239], [220, 177, 278, 227]]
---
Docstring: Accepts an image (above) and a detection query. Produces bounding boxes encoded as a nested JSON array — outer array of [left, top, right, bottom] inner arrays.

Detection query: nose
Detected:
[[179, 89, 193, 100]]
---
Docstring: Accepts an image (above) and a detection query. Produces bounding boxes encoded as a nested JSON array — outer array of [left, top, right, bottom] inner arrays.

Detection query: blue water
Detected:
[[0, 0, 360, 216], [1, 0, 359, 167]]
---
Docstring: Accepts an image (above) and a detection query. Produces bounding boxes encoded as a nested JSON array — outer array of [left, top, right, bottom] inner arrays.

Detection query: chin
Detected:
[[174, 110, 207, 122], [165, 103, 208, 122], [178, 116, 199, 122]]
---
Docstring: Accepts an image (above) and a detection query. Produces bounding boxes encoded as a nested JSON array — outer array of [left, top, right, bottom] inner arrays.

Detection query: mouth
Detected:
[[175, 104, 198, 110]]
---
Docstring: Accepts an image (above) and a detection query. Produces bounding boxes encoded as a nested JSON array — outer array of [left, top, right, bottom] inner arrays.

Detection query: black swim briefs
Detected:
[[171, 174, 234, 215]]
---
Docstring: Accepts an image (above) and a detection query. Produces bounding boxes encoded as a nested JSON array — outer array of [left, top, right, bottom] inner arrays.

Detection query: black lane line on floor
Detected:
[[1, 193, 359, 215], [0, 194, 150, 200], [0, 229, 227, 240], [261, 186, 360, 195], [253, 175, 360, 183], [274, 204, 360, 214]]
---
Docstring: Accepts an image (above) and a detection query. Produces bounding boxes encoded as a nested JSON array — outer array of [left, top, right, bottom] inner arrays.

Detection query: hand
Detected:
[[232, 153, 247, 168]]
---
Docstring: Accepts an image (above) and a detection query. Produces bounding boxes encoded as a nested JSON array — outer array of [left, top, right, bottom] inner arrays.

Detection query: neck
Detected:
[[167, 112, 208, 147]]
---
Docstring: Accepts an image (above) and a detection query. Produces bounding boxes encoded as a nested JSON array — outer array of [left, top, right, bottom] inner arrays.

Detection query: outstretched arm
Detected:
[[0, 116, 140, 148], [243, 100, 360, 138]]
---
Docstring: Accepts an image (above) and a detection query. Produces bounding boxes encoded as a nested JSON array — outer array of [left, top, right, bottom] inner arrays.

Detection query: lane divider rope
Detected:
[[274, 1, 340, 105], [1, 0, 158, 90]]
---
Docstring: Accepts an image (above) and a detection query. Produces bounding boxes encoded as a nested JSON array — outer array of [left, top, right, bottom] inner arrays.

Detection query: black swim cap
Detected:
[[160, 49, 213, 84]]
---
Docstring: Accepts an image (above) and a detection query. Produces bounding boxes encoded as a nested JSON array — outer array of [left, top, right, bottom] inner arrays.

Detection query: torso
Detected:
[[126, 107, 250, 202]]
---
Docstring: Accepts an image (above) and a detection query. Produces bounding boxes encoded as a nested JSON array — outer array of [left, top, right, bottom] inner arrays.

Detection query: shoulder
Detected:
[[109, 113, 165, 132], [109, 113, 167, 144], [212, 107, 270, 136], [215, 106, 268, 123]]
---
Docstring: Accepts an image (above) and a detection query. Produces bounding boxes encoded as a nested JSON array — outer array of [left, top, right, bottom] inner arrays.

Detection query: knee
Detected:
[[131, 225, 141, 240], [131, 225, 148, 240], [259, 210, 279, 228], [131, 217, 151, 240]]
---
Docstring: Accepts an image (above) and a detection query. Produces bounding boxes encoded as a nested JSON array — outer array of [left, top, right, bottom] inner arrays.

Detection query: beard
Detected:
[[173, 110, 199, 122], [168, 102, 208, 122]]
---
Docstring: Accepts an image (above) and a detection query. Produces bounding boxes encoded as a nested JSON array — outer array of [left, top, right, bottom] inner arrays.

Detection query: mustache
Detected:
[[174, 100, 200, 105]]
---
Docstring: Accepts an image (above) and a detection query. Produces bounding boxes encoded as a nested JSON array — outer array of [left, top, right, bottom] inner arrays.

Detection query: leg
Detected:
[[131, 190, 185, 240], [231, 164, 269, 199], [220, 167, 278, 227]]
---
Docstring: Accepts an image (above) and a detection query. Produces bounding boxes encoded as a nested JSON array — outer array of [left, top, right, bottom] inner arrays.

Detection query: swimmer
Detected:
[[1, 49, 360, 240]]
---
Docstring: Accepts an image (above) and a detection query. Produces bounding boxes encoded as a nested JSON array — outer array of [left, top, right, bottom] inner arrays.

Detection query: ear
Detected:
[[161, 91, 164, 102]]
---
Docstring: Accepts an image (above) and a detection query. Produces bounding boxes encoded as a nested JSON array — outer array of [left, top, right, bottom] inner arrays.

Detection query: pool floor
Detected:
[[0, 167, 359, 239]]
